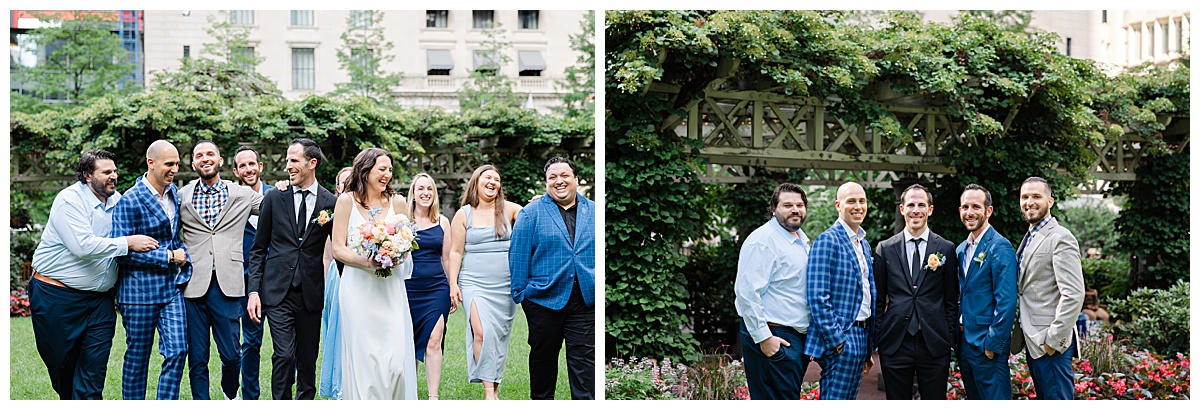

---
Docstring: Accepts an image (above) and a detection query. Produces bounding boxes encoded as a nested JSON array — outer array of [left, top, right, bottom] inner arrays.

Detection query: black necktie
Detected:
[[909, 237, 924, 335], [910, 237, 924, 279], [296, 190, 310, 239]]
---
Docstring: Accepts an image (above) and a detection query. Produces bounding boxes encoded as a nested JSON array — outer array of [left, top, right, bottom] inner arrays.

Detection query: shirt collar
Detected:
[[837, 218, 866, 242], [768, 218, 807, 246], [293, 180, 317, 195], [77, 181, 119, 211], [903, 228, 930, 243], [140, 175, 173, 199], [1028, 216, 1053, 235], [966, 225, 992, 246], [199, 178, 224, 193]]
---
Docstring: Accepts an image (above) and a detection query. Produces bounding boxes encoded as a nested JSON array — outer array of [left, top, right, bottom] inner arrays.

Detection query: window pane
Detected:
[[1162, 24, 1170, 54], [473, 10, 493, 29], [1149, 25, 1155, 57], [292, 48, 315, 90], [291, 10, 314, 26], [427, 10, 448, 28], [1177, 20, 1183, 53], [519, 10, 539, 30], [183, 45, 190, 59], [231, 10, 254, 25], [350, 10, 373, 28]]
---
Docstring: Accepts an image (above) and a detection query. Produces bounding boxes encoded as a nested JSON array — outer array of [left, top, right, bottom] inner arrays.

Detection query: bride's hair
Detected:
[[460, 164, 508, 239], [346, 147, 396, 210], [407, 172, 441, 224]]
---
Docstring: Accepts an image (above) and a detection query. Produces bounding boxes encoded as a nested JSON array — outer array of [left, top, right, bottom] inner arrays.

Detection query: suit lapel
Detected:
[[299, 186, 332, 245], [891, 237, 914, 290], [134, 179, 169, 232], [574, 196, 592, 250], [1020, 219, 1054, 288], [545, 196, 571, 245], [212, 182, 240, 230], [914, 235, 932, 290], [180, 181, 203, 227]]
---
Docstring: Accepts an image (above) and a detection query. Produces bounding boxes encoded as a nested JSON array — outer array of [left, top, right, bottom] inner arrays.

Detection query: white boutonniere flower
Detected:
[[973, 251, 987, 266]]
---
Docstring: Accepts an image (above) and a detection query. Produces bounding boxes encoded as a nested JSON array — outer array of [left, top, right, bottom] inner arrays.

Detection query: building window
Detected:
[[519, 10, 539, 30], [1066, 38, 1072, 56], [183, 45, 190, 59], [1148, 25, 1155, 57], [1162, 23, 1170, 54], [230, 10, 254, 25], [237, 47, 255, 71], [1102, 10, 1107, 23], [426, 10, 448, 28], [518, 50, 545, 76], [1132, 27, 1142, 60], [426, 49, 453, 75], [1177, 20, 1184, 53], [349, 10, 373, 29], [473, 50, 499, 74], [473, 10, 493, 29], [291, 10, 314, 26], [292, 48, 315, 90]]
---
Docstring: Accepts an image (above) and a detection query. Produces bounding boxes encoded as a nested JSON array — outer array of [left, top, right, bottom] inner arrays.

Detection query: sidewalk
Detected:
[[803, 352, 887, 400]]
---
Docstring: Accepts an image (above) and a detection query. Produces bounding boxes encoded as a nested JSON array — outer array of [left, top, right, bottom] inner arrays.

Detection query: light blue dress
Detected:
[[318, 262, 342, 399], [459, 205, 518, 384]]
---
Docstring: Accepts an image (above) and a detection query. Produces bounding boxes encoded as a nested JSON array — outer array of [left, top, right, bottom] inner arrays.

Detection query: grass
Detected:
[[10, 307, 570, 400]]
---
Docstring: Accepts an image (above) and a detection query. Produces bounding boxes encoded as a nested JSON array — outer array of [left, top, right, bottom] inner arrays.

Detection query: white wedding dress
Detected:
[[339, 204, 417, 400]]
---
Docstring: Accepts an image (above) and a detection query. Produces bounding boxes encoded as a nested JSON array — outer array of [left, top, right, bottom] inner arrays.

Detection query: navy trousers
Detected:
[[958, 341, 1012, 400], [1027, 337, 1077, 400], [240, 273, 264, 400], [185, 276, 242, 399], [28, 279, 116, 400], [522, 279, 595, 400], [738, 320, 810, 399]]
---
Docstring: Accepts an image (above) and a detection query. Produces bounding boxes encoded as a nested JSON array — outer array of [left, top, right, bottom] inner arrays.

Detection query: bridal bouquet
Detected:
[[347, 207, 419, 278]]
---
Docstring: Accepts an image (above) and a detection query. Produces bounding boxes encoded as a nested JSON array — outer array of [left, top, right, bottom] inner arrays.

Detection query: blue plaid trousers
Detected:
[[815, 325, 870, 400], [119, 292, 188, 400]]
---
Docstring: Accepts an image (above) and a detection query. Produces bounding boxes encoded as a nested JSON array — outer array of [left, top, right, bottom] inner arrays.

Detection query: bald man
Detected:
[[111, 140, 192, 400], [805, 182, 876, 400]]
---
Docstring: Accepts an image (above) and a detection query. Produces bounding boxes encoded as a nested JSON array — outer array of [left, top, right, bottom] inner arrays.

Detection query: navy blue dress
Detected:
[[407, 224, 451, 362]]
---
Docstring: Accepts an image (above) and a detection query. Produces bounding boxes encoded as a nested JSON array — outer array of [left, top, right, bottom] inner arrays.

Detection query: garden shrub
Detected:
[[1108, 279, 1190, 356]]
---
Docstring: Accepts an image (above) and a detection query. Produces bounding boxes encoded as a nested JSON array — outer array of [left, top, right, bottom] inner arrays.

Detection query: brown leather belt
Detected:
[[33, 272, 67, 289], [767, 322, 788, 328]]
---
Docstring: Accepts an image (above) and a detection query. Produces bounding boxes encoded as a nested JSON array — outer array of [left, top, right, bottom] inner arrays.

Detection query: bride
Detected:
[[330, 147, 417, 399]]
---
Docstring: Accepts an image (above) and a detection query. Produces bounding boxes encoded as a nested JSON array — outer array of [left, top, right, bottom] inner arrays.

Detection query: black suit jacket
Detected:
[[872, 230, 960, 357], [246, 184, 337, 312]]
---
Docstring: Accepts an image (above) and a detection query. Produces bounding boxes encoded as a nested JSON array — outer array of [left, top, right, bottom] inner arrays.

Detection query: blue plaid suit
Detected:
[[509, 193, 596, 399], [955, 226, 1017, 400], [805, 220, 876, 400], [509, 193, 595, 308], [111, 176, 191, 400]]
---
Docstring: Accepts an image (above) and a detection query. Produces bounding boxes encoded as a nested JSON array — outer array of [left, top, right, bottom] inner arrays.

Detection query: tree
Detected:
[[458, 22, 517, 110], [12, 10, 136, 104], [332, 10, 403, 104], [553, 11, 595, 118], [201, 10, 264, 69], [151, 10, 280, 103], [962, 10, 1033, 33]]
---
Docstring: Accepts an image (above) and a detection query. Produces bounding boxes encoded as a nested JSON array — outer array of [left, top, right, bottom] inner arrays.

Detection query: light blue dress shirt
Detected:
[[31, 182, 129, 292], [734, 219, 811, 344]]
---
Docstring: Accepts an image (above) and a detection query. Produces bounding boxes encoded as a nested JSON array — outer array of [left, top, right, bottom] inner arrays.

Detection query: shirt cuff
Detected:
[[749, 325, 773, 344], [112, 238, 129, 257]]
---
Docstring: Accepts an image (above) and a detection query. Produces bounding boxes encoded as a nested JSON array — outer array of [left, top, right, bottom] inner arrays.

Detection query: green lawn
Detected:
[[10, 307, 569, 400]]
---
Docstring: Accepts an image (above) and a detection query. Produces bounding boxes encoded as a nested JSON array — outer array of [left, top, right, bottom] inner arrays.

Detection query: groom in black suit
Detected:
[[245, 138, 337, 400], [872, 184, 959, 399]]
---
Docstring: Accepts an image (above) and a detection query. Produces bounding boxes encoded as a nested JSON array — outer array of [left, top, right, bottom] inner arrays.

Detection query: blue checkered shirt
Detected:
[[1018, 216, 1052, 265], [193, 179, 228, 229]]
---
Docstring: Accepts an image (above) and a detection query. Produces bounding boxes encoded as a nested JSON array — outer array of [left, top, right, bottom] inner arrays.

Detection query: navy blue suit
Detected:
[[955, 226, 1018, 400], [240, 181, 273, 400]]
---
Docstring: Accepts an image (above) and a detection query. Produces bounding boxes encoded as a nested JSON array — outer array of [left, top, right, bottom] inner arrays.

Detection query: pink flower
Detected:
[[386, 222, 397, 235], [359, 222, 374, 240]]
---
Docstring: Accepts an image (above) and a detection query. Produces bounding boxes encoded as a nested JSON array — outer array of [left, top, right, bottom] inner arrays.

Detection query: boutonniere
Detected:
[[973, 251, 987, 266], [925, 252, 946, 270], [312, 210, 332, 226]]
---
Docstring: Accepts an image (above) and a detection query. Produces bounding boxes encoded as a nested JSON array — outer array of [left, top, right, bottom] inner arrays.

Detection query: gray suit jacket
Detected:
[[1017, 216, 1085, 359], [180, 179, 263, 298]]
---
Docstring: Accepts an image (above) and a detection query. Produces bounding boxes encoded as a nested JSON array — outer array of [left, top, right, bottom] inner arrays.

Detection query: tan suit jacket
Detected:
[[180, 179, 263, 298], [1017, 216, 1085, 359]]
